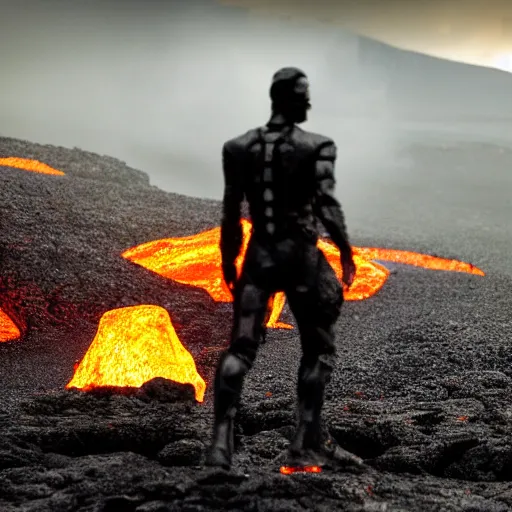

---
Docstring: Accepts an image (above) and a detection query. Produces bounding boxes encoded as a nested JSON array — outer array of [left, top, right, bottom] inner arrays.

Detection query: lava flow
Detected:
[[122, 221, 291, 329], [122, 219, 484, 328], [0, 308, 21, 342], [0, 157, 65, 175], [280, 465, 322, 475], [66, 305, 206, 402]]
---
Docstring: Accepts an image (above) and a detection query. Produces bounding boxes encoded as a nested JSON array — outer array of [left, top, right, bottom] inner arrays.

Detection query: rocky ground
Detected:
[[0, 136, 511, 511]]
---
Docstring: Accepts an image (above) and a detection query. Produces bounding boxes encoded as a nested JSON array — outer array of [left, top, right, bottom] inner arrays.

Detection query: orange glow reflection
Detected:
[[0, 157, 65, 175], [66, 305, 206, 402], [280, 465, 322, 475], [123, 221, 291, 329], [0, 308, 21, 342], [122, 219, 484, 329]]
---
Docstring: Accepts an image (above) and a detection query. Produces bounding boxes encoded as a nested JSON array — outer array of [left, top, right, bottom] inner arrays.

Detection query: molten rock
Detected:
[[122, 221, 291, 329], [123, 219, 484, 328], [0, 157, 65, 175], [66, 305, 206, 402], [0, 307, 21, 342]]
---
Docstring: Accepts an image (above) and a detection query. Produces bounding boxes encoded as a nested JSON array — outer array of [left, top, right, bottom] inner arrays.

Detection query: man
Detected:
[[206, 67, 361, 470]]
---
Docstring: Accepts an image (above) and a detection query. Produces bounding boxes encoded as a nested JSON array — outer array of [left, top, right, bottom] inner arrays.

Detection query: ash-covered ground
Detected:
[[0, 136, 511, 512]]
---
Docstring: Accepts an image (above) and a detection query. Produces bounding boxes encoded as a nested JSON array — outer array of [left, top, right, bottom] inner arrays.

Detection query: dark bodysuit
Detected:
[[220, 121, 351, 374]]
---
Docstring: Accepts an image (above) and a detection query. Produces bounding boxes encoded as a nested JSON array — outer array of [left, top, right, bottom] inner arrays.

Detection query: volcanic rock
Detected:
[[158, 439, 204, 467], [1, 136, 512, 511]]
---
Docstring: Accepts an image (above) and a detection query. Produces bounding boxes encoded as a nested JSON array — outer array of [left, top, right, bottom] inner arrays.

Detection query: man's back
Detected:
[[223, 123, 336, 243]]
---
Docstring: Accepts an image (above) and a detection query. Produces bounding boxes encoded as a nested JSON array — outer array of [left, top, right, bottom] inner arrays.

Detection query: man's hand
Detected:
[[222, 261, 238, 297], [341, 253, 356, 289]]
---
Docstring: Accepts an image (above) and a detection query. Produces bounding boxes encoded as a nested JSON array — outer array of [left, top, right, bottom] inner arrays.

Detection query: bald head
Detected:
[[269, 67, 311, 123]]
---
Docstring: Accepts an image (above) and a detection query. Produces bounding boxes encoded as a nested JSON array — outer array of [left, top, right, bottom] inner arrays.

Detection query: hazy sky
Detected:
[[220, 0, 512, 70], [0, 0, 404, 200], [1, 0, 512, 215]]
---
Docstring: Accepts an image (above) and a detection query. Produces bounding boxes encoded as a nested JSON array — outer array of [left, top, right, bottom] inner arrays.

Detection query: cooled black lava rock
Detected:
[[1, 136, 512, 511], [158, 439, 204, 467]]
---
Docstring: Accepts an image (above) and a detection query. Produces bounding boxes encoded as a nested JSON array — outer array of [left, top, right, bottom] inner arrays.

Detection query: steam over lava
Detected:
[[67, 305, 206, 402], [122, 220, 485, 328]]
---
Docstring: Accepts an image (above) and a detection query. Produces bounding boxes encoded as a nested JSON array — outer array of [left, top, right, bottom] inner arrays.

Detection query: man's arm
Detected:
[[313, 142, 351, 254], [220, 142, 244, 286]]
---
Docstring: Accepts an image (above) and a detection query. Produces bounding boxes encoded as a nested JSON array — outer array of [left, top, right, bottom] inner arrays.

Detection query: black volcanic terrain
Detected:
[[0, 136, 511, 512]]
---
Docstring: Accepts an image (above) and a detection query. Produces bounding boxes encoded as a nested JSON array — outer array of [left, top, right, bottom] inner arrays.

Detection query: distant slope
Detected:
[[218, 1, 512, 121], [355, 35, 512, 120]]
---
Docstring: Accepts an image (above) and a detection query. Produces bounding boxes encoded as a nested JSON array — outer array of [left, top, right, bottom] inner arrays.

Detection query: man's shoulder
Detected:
[[223, 128, 261, 153], [223, 126, 336, 154], [294, 126, 335, 149]]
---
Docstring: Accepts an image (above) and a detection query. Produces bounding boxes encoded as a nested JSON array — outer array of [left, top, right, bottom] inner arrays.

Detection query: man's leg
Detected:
[[285, 250, 348, 463], [206, 276, 272, 469], [287, 308, 340, 454]]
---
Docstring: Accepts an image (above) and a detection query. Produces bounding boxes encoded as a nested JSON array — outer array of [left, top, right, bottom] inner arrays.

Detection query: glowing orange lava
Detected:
[[122, 221, 291, 329], [66, 305, 206, 402], [122, 219, 484, 328], [0, 157, 65, 175], [0, 308, 21, 342], [280, 465, 322, 475]]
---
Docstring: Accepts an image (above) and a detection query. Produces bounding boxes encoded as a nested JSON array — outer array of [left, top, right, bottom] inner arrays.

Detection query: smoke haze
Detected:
[[220, 0, 512, 69], [0, 1, 401, 197], [1, 0, 511, 254]]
